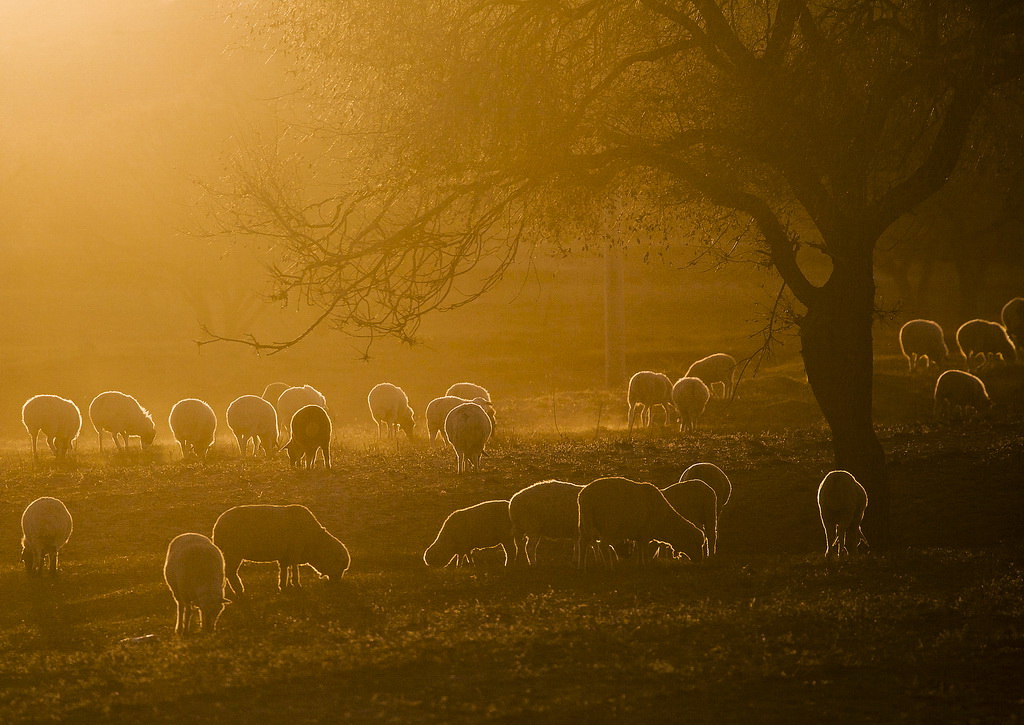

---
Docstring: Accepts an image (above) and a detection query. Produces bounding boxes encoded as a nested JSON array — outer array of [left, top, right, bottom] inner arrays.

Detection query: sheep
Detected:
[[508, 480, 584, 565], [446, 382, 491, 402], [21, 395, 82, 460], [168, 398, 217, 461], [226, 395, 279, 457], [816, 470, 868, 559], [685, 353, 738, 399], [425, 395, 496, 445], [444, 402, 492, 474], [89, 390, 155, 452], [277, 385, 328, 438], [899, 319, 948, 373], [21, 497, 73, 575], [577, 477, 705, 569], [163, 533, 229, 634], [933, 369, 992, 421], [212, 504, 350, 595], [671, 377, 711, 432], [367, 383, 415, 439], [1002, 297, 1024, 354], [661, 480, 718, 557], [626, 371, 674, 434], [956, 319, 1015, 370], [261, 382, 291, 404], [283, 404, 332, 469], [423, 500, 514, 567], [680, 462, 732, 513]]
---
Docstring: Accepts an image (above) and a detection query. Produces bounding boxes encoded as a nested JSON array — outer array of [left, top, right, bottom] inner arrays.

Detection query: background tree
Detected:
[[204, 0, 1024, 548]]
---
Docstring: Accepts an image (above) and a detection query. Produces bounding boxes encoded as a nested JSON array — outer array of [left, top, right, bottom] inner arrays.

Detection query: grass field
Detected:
[[1, 371, 1022, 723]]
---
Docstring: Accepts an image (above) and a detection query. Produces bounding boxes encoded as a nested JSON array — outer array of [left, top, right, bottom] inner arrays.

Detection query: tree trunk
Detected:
[[800, 251, 891, 550], [604, 242, 627, 389]]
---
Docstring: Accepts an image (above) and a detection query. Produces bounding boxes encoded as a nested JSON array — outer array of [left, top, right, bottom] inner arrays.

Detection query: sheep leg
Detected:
[[323, 445, 332, 470], [292, 564, 302, 588], [50, 550, 58, 575], [175, 600, 185, 634], [31, 431, 39, 459], [627, 404, 637, 435], [527, 536, 540, 566], [47, 436, 57, 455], [278, 563, 289, 590], [225, 558, 244, 596], [113, 432, 124, 452]]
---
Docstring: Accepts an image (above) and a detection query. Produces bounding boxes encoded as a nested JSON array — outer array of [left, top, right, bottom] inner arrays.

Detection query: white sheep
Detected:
[[277, 385, 328, 438], [21, 395, 82, 460], [933, 369, 992, 420], [425, 395, 495, 445], [898, 319, 948, 373], [626, 371, 674, 434], [367, 383, 415, 438], [89, 390, 156, 451], [956, 319, 1015, 370], [816, 470, 868, 559], [679, 462, 732, 513], [661, 480, 718, 556], [284, 404, 332, 469], [446, 382, 491, 402], [577, 477, 705, 569], [423, 500, 514, 567], [685, 353, 737, 399], [163, 533, 229, 634], [212, 504, 350, 595], [168, 398, 217, 461], [1002, 297, 1024, 354], [226, 395, 279, 457], [21, 496, 73, 575], [671, 377, 711, 432], [444, 402, 492, 474], [508, 480, 584, 565], [261, 382, 291, 404]]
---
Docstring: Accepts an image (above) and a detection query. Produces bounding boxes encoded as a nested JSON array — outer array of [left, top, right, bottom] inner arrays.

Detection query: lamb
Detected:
[[671, 377, 711, 432], [89, 390, 156, 451], [261, 382, 291, 404], [899, 319, 948, 373], [1002, 297, 1024, 354], [626, 371, 674, 434], [679, 462, 732, 513], [163, 533, 229, 634], [933, 369, 992, 420], [446, 382, 491, 402], [168, 398, 217, 461], [367, 383, 415, 438], [226, 395, 279, 457], [21, 395, 82, 460], [685, 353, 738, 399], [661, 480, 718, 556], [444, 402, 492, 473], [21, 497, 73, 575], [277, 385, 328, 438], [423, 500, 514, 567], [577, 477, 705, 569], [508, 480, 584, 565], [425, 395, 496, 445], [816, 470, 868, 559], [283, 404, 332, 469], [212, 504, 350, 595], [956, 319, 1015, 370]]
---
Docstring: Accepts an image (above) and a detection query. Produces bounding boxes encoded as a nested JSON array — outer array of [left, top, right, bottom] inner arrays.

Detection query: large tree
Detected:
[[205, 0, 1024, 548]]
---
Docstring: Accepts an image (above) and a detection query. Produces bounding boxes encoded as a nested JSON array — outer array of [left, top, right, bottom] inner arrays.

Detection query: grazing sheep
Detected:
[[933, 369, 992, 420], [261, 382, 291, 404], [508, 480, 584, 565], [22, 395, 82, 460], [671, 377, 711, 432], [661, 480, 718, 556], [816, 470, 868, 559], [680, 462, 732, 513], [899, 319, 948, 373], [163, 533, 228, 634], [577, 477, 705, 569], [446, 382, 491, 402], [444, 402, 492, 474], [212, 504, 350, 595], [956, 319, 1015, 370], [626, 371, 674, 434], [367, 383, 415, 439], [284, 404, 332, 469], [685, 353, 738, 399], [89, 391, 155, 452], [21, 497, 73, 575], [425, 395, 496, 445], [277, 385, 328, 437], [168, 398, 217, 461], [226, 395, 279, 457], [1002, 297, 1024, 354], [423, 500, 514, 567]]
